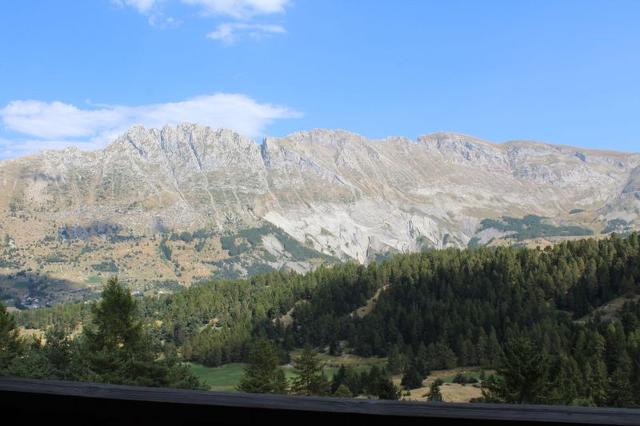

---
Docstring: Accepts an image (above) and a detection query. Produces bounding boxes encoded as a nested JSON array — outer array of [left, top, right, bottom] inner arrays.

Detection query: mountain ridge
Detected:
[[6, 125, 638, 162], [1, 123, 639, 306]]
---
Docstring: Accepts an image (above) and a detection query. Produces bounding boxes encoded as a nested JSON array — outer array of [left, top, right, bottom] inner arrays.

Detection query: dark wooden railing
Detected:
[[2, 378, 640, 425]]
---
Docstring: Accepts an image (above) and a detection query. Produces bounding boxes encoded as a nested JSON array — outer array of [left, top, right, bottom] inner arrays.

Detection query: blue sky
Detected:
[[0, 0, 639, 158]]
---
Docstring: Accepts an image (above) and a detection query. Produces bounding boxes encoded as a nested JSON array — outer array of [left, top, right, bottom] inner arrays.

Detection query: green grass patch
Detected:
[[85, 275, 102, 284], [602, 219, 629, 234], [12, 281, 30, 289], [431, 367, 489, 384], [190, 362, 298, 392], [189, 362, 247, 392], [189, 353, 387, 392], [291, 351, 387, 369], [91, 260, 118, 273], [479, 215, 593, 240]]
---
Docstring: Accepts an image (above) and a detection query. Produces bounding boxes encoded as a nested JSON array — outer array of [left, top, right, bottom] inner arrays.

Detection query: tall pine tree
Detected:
[[81, 277, 201, 389], [484, 335, 551, 404], [238, 339, 287, 394], [0, 302, 21, 372], [291, 346, 329, 396]]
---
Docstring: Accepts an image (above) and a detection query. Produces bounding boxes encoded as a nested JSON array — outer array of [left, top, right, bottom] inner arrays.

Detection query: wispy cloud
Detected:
[[112, 0, 180, 28], [207, 22, 285, 44], [115, 0, 290, 42], [0, 94, 300, 158], [182, 0, 289, 19], [188, 0, 290, 43], [113, 0, 161, 14]]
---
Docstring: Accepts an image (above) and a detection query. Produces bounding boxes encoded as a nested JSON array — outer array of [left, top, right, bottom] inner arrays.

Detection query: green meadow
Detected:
[[189, 353, 387, 392]]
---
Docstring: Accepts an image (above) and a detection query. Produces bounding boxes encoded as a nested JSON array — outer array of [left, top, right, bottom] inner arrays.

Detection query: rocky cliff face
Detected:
[[260, 129, 639, 260], [3, 124, 640, 255], [1, 124, 639, 303]]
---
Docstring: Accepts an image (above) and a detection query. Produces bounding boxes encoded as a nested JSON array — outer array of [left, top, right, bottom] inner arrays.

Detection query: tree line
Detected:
[[1, 277, 201, 389], [237, 341, 400, 400]]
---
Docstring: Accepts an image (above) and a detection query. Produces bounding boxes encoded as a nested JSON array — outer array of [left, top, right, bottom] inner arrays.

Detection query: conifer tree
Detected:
[[238, 338, 288, 394], [484, 335, 550, 404], [375, 376, 400, 400], [331, 365, 347, 394], [607, 352, 635, 407], [333, 383, 352, 397], [415, 342, 429, 375], [386, 344, 405, 375], [81, 277, 201, 389], [401, 364, 424, 389], [428, 380, 443, 402], [548, 355, 580, 405], [0, 302, 21, 372], [291, 346, 329, 396]]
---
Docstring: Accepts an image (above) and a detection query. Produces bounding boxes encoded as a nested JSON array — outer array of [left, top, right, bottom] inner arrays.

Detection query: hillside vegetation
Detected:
[[6, 233, 640, 406]]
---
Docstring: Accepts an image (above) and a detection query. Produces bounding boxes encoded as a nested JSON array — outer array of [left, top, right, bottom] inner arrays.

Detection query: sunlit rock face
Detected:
[[1, 124, 639, 263]]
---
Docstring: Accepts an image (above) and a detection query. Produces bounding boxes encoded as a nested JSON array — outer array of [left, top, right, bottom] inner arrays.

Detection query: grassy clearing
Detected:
[[190, 352, 387, 392], [188, 362, 247, 392], [189, 362, 303, 392], [429, 367, 489, 383], [290, 350, 387, 369], [393, 367, 492, 403], [191, 361, 489, 402], [576, 294, 640, 323], [397, 381, 483, 403], [352, 285, 389, 319]]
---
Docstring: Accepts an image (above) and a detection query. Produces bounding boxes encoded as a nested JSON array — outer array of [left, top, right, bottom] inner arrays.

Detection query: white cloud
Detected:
[[207, 22, 285, 44], [147, 14, 182, 28], [182, 0, 289, 19], [113, 0, 160, 14], [114, 0, 290, 42], [187, 0, 291, 43], [2, 101, 124, 140], [0, 94, 300, 158], [113, 0, 180, 28]]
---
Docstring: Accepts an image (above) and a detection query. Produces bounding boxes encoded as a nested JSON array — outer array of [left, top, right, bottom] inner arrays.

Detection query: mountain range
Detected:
[[1, 124, 638, 307]]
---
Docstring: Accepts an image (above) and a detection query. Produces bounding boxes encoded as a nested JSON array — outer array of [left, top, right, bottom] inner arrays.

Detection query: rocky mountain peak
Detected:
[[0, 124, 638, 285]]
